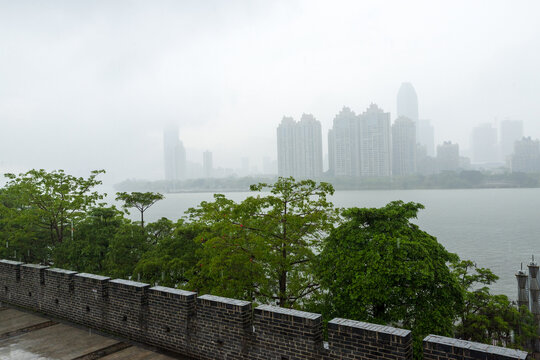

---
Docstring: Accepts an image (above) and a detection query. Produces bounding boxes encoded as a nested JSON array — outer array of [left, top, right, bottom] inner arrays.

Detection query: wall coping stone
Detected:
[[76, 273, 110, 281], [0, 260, 23, 266], [150, 286, 196, 298], [46, 268, 77, 275], [424, 335, 528, 359], [198, 294, 251, 307], [256, 304, 322, 321], [329, 318, 411, 337], [21, 264, 48, 270], [110, 278, 150, 288]]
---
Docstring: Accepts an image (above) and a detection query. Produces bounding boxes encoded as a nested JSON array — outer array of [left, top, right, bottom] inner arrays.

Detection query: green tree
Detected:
[[133, 219, 202, 287], [104, 222, 148, 279], [316, 201, 463, 359], [0, 169, 105, 263], [187, 177, 337, 307], [53, 205, 125, 273], [115, 191, 164, 230], [452, 260, 537, 350]]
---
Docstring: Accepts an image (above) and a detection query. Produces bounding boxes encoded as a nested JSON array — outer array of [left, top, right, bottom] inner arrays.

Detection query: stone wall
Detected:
[[423, 335, 529, 360], [0, 259, 530, 360]]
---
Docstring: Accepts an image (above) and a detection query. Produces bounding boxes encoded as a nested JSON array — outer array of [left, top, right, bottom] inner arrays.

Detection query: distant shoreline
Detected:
[[115, 172, 540, 194]]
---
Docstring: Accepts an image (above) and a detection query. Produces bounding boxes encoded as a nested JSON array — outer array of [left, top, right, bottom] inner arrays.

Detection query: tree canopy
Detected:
[[316, 201, 463, 358], [115, 191, 164, 229], [187, 177, 338, 307]]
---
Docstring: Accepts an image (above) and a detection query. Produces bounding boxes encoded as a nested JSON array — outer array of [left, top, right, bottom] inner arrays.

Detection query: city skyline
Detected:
[[2, 1, 540, 183]]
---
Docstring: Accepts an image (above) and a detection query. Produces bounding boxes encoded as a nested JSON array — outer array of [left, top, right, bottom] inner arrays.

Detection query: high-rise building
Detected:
[[328, 107, 359, 177], [417, 119, 435, 156], [358, 104, 392, 177], [500, 120, 524, 159], [392, 117, 416, 176], [277, 114, 323, 178], [295, 114, 323, 178], [437, 141, 459, 172], [163, 125, 187, 181], [471, 123, 499, 163], [203, 150, 213, 178], [397, 82, 419, 122], [511, 137, 540, 173], [277, 117, 296, 177]]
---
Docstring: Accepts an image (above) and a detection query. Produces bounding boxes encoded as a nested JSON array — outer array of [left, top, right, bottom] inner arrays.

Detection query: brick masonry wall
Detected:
[[0, 260, 22, 303], [252, 305, 323, 360], [42, 268, 77, 319], [326, 318, 413, 360], [72, 272, 110, 329], [423, 335, 530, 360], [106, 278, 150, 343], [146, 286, 197, 355], [190, 294, 252, 359], [0, 260, 531, 360]]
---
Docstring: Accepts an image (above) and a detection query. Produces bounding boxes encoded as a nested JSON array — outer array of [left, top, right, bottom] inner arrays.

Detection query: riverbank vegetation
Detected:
[[115, 170, 540, 193], [0, 169, 536, 358]]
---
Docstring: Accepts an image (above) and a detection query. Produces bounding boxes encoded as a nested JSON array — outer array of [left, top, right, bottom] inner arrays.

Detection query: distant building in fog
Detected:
[[416, 144, 437, 175], [417, 119, 435, 157], [295, 114, 323, 178], [397, 82, 419, 122], [328, 107, 359, 177], [471, 123, 499, 163], [392, 117, 416, 176], [163, 125, 187, 181], [437, 141, 459, 171], [277, 117, 296, 177], [328, 105, 391, 177], [511, 137, 540, 173], [500, 120, 523, 160], [277, 114, 323, 178], [358, 104, 392, 177], [203, 150, 213, 178]]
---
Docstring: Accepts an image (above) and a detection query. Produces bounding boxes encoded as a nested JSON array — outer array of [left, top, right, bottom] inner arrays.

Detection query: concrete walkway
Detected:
[[0, 307, 181, 360]]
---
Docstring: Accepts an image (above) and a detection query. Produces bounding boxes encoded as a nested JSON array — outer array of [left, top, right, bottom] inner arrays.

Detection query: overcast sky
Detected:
[[1, 0, 539, 183]]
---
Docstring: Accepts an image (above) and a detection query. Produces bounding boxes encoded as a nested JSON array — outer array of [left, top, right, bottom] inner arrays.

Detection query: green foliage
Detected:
[[104, 222, 149, 279], [452, 260, 537, 350], [0, 169, 105, 264], [187, 177, 338, 307], [0, 170, 535, 357], [116, 191, 164, 229], [53, 205, 125, 273], [133, 219, 202, 287], [316, 201, 463, 359]]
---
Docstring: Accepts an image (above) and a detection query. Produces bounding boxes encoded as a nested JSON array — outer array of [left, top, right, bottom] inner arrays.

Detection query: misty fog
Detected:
[[1, 0, 539, 185]]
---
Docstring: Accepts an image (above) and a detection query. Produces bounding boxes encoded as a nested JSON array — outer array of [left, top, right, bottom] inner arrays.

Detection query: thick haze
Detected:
[[1, 0, 539, 184]]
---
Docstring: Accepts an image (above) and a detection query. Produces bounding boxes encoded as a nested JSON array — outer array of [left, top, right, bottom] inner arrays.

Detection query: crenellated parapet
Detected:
[[0, 259, 530, 360]]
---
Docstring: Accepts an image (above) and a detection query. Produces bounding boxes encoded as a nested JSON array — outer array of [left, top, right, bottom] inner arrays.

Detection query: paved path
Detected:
[[0, 307, 181, 360]]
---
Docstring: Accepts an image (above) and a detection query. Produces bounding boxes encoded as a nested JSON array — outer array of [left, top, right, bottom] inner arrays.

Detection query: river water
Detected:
[[134, 188, 540, 300]]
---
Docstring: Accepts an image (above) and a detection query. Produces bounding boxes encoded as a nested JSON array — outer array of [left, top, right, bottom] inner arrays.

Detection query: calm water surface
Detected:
[[137, 188, 540, 299]]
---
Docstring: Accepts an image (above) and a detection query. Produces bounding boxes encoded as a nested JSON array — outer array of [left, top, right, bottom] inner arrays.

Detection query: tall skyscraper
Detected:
[[397, 82, 419, 122], [295, 114, 323, 178], [277, 114, 323, 178], [511, 137, 540, 173], [392, 117, 416, 176], [163, 125, 186, 181], [500, 120, 523, 159], [328, 107, 359, 177], [203, 150, 213, 178], [358, 104, 392, 177], [417, 119, 435, 156], [471, 123, 499, 163], [437, 141, 459, 172], [277, 116, 298, 177]]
